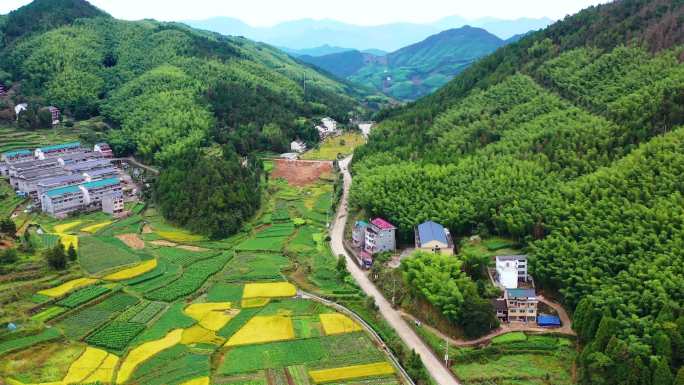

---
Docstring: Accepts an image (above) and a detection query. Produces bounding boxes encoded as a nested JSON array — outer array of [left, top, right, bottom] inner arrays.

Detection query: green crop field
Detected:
[[208, 283, 244, 302], [219, 333, 385, 375], [56, 285, 111, 308], [78, 236, 141, 274], [1, 154, 393, 385], [0, 328, 62, 356], [222, 253, 289, 282], [145, 253, 231, 301], [56, 293, 139, 339], [451, 333, 576, 385], [85, 321, 146, 351]]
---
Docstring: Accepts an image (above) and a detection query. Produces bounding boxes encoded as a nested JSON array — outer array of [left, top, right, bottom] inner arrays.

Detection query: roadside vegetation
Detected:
[[352, 1, 684, 382]]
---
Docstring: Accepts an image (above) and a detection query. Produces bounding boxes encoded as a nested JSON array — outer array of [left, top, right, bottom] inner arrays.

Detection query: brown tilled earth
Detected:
[[271, 159, 333, 186], [116, 233, 145, 250]]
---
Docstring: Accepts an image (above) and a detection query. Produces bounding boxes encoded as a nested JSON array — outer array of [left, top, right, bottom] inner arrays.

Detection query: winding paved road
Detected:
[[330, 156, 461, 385]]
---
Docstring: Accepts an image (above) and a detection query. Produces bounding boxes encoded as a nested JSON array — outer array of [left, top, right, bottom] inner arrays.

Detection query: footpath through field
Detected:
[[330, 156, 461, 385]]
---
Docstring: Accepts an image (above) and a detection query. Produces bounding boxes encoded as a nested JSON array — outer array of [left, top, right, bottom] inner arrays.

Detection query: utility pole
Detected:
[[391, 276, 396, 306], [444, 337, 450, 367]]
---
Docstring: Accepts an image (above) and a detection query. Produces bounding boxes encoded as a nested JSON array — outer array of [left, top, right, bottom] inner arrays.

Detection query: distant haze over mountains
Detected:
[[298, 26, 507, 101], [183, 15, 552, 52]]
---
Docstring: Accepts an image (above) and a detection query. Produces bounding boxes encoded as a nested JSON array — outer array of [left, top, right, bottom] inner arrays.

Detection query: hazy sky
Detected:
[[1, 0, 610, 26]]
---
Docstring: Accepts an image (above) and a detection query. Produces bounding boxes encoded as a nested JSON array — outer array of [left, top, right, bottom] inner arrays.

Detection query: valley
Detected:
[[1, 0, 684, 385]]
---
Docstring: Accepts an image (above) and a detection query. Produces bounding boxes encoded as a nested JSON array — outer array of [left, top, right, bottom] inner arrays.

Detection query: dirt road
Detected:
[[330, 156, 461, 385]]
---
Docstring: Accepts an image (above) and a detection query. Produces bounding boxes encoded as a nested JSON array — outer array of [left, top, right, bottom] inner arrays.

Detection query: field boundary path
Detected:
[[113, 157, 159, 174], [330, 156, 461, 385], [299, 290, 416, 385]]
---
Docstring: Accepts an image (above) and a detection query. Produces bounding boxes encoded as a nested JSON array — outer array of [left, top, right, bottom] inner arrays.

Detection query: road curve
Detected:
[[330, 156, 461, 385]]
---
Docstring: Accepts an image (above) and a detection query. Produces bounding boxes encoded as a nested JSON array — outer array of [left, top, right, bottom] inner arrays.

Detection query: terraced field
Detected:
[[0, 164, 399, 385]]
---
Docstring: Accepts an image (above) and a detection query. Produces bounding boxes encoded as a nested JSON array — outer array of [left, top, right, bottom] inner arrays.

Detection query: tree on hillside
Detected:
[[45, 243, 67, 270], [0, 217, 16, 236], [0, 248, 18, 264], [66, 243, 77, 262]]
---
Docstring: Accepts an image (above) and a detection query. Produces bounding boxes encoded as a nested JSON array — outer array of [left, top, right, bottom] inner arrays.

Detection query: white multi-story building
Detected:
[[316, 117, 340, 139], [290, 140, 307, 153], [41, 178, 123, 218], [495, 255, 529, 289]]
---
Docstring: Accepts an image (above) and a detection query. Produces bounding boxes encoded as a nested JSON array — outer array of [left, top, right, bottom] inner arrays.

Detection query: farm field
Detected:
[[0, 159, 396, 385], [450, 332, 576, 385], [301, 132, 365, 160]]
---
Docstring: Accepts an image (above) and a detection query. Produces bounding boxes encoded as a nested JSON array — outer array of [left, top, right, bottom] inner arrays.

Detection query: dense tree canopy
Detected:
[[354, 1, 684, 382]]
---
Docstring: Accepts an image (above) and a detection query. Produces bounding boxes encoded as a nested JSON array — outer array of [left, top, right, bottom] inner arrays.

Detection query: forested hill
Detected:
[[299, 26, 505, 101], [352, 0, 684, 383], [0, 0, 368, 239]]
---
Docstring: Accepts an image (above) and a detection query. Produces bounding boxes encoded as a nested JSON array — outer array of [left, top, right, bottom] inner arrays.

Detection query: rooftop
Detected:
[[37, 174, 85, 187], [496, 255, 528, 261], [83, 167, 118, 177], [371, 218, 396, 230], [506, 288, 536, 299], [355, 220, 369, 227], [417, 221, 447, 245], [45, 184, 81, 198], [39, 142, 80, 152], [82, 177, 120, 190], [64, 159, 112, 172], [2, 149, 32, 158], [537, 314, 561, 326]]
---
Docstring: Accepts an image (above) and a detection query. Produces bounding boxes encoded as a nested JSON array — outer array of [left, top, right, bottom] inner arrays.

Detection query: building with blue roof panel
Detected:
[[415, 221, 454, 255], [537, 314, 561, 328]]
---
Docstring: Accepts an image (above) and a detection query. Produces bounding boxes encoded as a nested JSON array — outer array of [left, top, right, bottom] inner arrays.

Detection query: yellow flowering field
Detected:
[[180, 377, 210, 385], [104, 259, 157, 281], [53, 221, 82, 234], [184, 302, 234, 331], [62, 346, 109, 384], [181, 325, 225, 345], [81, 221, 113, 234], [242, 282, 296, 299], [81, 353, 118, 384], [309, 362, 395, 383], [116, 328, 183, 384], [37, 277, 98, 297], [59, 234, 79, 251], [157, 230, 204, 243], [319, 313, 362, 335], [241, 298, 270, 308], [225, 315, 294, 346]]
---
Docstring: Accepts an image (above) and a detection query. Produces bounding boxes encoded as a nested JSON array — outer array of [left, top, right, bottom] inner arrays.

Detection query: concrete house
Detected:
[[41, 177, 123, 218], [363, 218, 397, 255], [14, 103, 27, 119], [47, 106, 60, 126], [0, 149, 33, 176], [35, 142, 81, 160], [415, 221, 454, 255], [94, 143, 113, 158], [352, 220, 369, 248], [495, 255, 529, 289], [290, 140, 307, 153], [505, 288, 538, 322], [316, 117, 339, 139]]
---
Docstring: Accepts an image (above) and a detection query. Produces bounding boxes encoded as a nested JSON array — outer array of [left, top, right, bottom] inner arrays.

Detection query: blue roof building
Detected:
[[415, 221, 453, 255], [537, 314, 561, 328]]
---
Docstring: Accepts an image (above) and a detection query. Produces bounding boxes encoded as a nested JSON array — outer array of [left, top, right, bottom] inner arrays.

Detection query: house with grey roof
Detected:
[[415, 221, 454, 255], [505, 288, 538, 322]]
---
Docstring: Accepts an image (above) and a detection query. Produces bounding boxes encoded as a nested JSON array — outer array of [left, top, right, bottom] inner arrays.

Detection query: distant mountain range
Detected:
[[280, 45, 387, 58], [299, 26, 507, 100], [183, 16, 552, 52]]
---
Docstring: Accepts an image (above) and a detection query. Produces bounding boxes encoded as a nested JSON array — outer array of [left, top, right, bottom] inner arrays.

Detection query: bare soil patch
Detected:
[[142, 224, 153, 234], [116, 233, 145, 250], [271, 159, 333, 186], [150, 239, 177, 247], [177, 245, 209, 252]]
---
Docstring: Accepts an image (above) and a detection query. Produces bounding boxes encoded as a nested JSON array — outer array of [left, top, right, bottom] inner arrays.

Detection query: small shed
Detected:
[[537, 314, 561, 328]]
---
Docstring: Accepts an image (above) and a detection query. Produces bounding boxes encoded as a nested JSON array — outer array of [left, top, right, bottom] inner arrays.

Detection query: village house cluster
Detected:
[[286, 117, 342, 159], [0, 141, 129, 218]]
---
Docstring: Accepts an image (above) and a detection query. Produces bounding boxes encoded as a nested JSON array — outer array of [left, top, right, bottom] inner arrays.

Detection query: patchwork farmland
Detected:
[[0, 160, 401, 385]]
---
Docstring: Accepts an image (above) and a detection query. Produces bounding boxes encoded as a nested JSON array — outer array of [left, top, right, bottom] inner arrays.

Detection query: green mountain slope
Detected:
[[352, 0, 684, 382], [300, 26, 504, 100], [0, 0, 367, 238]]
